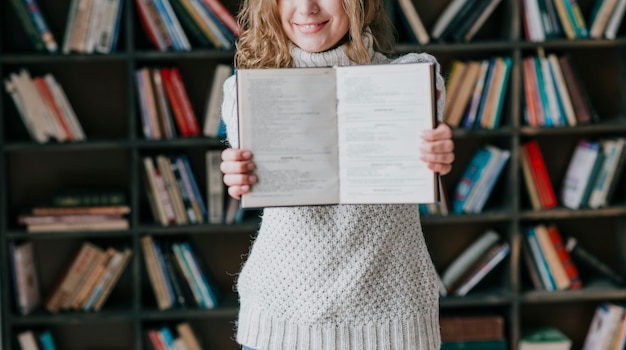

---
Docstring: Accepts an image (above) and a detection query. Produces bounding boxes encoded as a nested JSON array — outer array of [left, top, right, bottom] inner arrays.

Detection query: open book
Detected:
[[236, 62, 438, 208]]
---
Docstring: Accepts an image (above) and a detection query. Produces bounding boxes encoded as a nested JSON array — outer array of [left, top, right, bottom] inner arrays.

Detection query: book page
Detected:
[[237, 68, 340, 207], [336, 63, 437, 204]]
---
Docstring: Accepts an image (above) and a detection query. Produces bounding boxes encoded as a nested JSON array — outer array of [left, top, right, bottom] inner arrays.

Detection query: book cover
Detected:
[[583, 303, 625, 350], [453, 241, 510, 296], [237, 63, 438, 208], [441, 229, 500, 290]]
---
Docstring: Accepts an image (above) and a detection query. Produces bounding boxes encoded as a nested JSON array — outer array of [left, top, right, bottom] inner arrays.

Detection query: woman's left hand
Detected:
[[420, 123, 455, 175]]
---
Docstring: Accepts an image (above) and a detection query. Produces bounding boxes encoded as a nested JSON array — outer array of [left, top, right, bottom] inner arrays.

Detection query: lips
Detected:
[[295, 21, 328, 33]]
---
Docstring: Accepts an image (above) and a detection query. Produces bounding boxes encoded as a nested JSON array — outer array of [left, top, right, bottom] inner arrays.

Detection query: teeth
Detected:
[[301, 24, 318, 29]]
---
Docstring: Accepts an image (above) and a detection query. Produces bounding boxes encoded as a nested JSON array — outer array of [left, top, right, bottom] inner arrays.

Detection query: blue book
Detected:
[[172, 242, 207, 308], [39, 330, 57, 350], [22, 0, 58, 52], [526, 227, 557, 290], [182, 241, 221, 307], [159, 326, 177, 348], [475, 58, 497, 129], [452, 146, 493, 214], [178, 154, 208, 221], [198, 0, 236, 44], [109, 0, 125, 52]]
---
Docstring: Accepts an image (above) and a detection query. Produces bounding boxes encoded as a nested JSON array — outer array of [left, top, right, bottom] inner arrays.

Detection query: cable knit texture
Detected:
[[221, 32, 445, 350]]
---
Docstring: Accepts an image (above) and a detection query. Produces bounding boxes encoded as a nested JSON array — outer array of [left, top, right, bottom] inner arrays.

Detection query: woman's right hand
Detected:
[[220, 148, 257, 199]]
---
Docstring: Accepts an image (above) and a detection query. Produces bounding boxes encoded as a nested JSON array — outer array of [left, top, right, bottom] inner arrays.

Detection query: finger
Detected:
[[220, 160, 255, 174], [223, 174, 257, 187], [420, 139, 455, 154], [428, 162, 452, 175], [421, 152, 455, 165], [228, 185, 250, 199], [222, 148, 253, 161], [421, 123, 452, 141]]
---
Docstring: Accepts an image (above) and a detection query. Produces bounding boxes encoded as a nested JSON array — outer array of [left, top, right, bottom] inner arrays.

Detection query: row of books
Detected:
[[143, 153, 209, 225], [398, 0, 504, 44], [4, 69, 86, 144], [62, 0, 124, 54], [443, 56, 512, 129], [522, 137, 626, 212], [18, 191, 131, 233], [452, 145, 510, 214], [145, 322, 203, 350], [523, 0, 626, 41], [522, 52, 598, 127], [136, 0, 240, 51], [10, 0, 124, 54], [524, 223, 625, 292], [142, 235, 221, 310], [440, 315, 506, 349], [10, 240, 133, 315], [17, 329, 57, 350], [135, 66, 202, 139], [439, 230, 510, 297]]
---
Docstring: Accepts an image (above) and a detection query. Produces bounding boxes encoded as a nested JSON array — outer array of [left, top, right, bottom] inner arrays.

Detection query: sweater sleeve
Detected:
[[221, 74, 239, 148], [391, 53, 446, 122]]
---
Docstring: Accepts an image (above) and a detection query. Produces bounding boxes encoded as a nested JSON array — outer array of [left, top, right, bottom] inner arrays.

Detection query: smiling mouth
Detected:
[[296, 21, 328, 29]]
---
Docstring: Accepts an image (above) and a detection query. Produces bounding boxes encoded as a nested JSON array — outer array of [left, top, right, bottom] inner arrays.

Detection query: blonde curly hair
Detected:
[[233, 0, 395, 68]]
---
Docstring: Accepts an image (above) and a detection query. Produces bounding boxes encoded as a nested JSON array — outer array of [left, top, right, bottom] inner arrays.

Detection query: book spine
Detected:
[[546, 225, 582, 289], [9, 0, 46, 51], [566, 237, 625, 285], [22, 0, 58, 52], [200, 0, 240, 37], [169, 68, 201, 136]]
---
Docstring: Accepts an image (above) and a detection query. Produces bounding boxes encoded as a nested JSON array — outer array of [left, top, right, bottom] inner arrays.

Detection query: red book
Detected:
[[135, 0, 167, 51], [547, 224, 582, 289], [169, 67, 200, 136], [201, 0, 241, 37], [524, 141, 557, 209], [522, 57, 540, 126], [33, 77, 73, 141], [160, 68, 191, 137]]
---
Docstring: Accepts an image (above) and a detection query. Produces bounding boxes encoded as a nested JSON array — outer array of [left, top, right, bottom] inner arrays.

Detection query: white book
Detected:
[[84, 0, 107, 53], [523, 0, 546, 42], [14, 70, 63, 142], [561, 140, 602, 209], [605, 0, 626, 39], [441, 229, 500, 290], [11, 241, 41, 315], [454, 242, 509, 296], [583, 303, 625, 350], [17, 331, 40, 350], [203, 64, 232, 137], [4, 77, 46, 143], [236, 63, 438, 208], [94, 0, 123, 53], [589, 138, 626, 208]]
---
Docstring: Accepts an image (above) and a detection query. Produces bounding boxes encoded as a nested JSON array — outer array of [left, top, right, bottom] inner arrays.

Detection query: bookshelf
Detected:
[[1, 0, 626, 349]]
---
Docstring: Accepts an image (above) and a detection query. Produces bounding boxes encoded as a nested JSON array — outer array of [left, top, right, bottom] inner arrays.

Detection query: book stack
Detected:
[[4, 70, 87, 144], [440, 315, 507, 349], [583, 303, 626, 350], [452, 145, 510, 214], [561, 138, 626, 209], [440, 230, 510, 296], [519, 327, 572, 350], [135, 0, 240, 51], [143, 154, 208, 226], [9, 0, 58, 53], [522, 52, 598, 127], [44, 241, 133, 313], [430, 0, 505, 42], [522, 224, 582, 291], [135, 66, 202, 139], [142, 235, 221, 310], [17, 329, 57, 350], [19, 191, 130, 233], [443, 57, 512, 130], [522, 0, 626, 41], [145, 322, 203, 350], [62, 0, 124, 54]]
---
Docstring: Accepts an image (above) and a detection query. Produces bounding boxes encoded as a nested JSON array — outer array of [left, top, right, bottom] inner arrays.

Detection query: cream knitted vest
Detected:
[[221, 34, 446, 350]]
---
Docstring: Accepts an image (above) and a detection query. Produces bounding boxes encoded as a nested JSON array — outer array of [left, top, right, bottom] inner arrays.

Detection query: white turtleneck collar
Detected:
[[288, 30, 381, 68]]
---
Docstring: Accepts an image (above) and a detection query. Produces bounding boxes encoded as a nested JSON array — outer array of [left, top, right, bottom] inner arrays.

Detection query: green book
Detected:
[[519, 327, 572, 350], [441, 339, 507, 350]]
